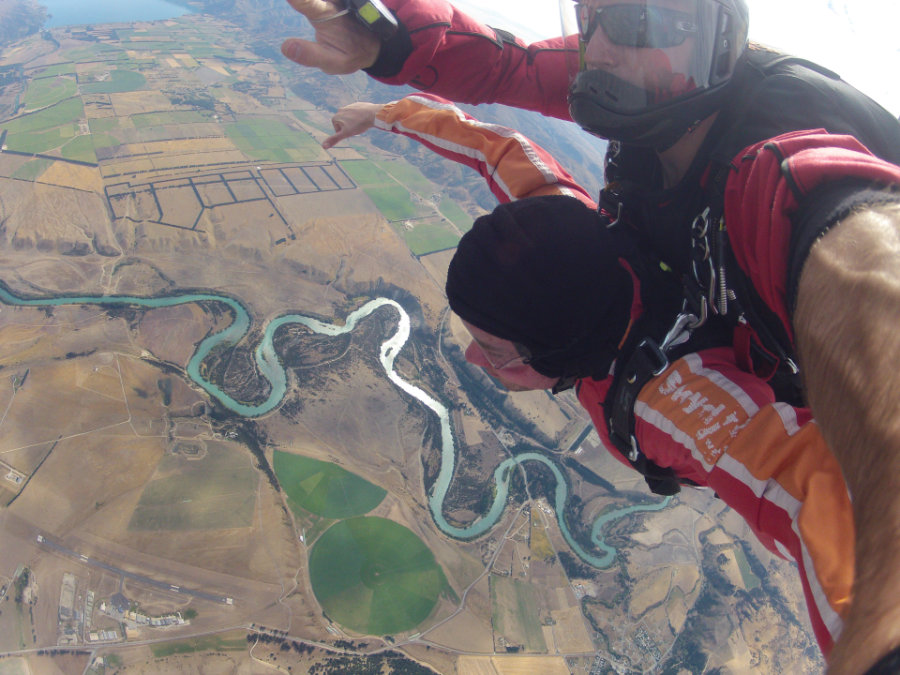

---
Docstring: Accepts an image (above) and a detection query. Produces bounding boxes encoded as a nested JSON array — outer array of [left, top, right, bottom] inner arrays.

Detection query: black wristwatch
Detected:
[[347, 0, 398, 41]]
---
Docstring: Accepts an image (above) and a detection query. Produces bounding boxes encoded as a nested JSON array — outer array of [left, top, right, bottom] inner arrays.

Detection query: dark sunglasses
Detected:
[[576, 3, 698, 48]]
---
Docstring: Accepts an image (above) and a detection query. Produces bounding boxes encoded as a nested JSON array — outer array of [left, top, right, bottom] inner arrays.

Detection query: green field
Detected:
[[438, 199, 474, 232], [1, 98, 83, 136], [365, 185, 431, 221], [150, 634, 247, 658], [293, 110, 333, 134], [23, 76, 77, 110], [59, 135, 97, 163], [10, 158, 52, 181], [273, 451, 386, 519], [733, 545, 761, 590], [36, 64, 77, 78], [80, 69, 147, 94], [340, 159, 391, 186], [224, 118, 320, 163], [131, 110, 212, 128], [491, 577, 547, 652], [59, 44, 124, 62], [402, 222, 460, 256], [374, 159, 435, 194], [3, 124, 80, 154], [129, 446, 256, 531], [308, 517, 446, 635], [88, 117, 120, 133]]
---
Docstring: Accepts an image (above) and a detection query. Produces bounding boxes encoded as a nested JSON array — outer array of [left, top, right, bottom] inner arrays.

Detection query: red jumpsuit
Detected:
[[375, 93, 854, 654]]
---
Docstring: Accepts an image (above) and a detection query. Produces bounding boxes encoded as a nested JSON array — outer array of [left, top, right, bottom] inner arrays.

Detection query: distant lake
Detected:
[[41, 0, 192, 28]]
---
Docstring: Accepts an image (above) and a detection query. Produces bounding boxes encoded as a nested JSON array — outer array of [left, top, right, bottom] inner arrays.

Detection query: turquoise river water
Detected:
[[0, 286, 669, 567]]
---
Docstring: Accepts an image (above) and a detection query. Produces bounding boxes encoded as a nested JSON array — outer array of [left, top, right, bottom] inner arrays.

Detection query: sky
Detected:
[[452, 0, 900, 117]]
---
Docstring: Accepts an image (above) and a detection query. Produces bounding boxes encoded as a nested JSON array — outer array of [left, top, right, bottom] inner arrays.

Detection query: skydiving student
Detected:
[[282, 1, 900, 670], [324, 92, 853, 659]]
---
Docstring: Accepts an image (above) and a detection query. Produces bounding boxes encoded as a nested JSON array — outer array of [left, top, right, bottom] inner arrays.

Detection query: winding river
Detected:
[[0, 286, 669, 567]]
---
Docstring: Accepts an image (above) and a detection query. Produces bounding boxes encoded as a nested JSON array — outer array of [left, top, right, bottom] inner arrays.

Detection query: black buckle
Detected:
[[633, 338, 669, 378]]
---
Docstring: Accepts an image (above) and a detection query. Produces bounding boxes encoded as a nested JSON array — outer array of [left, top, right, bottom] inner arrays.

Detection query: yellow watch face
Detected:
[[357, 2, 380, 25]]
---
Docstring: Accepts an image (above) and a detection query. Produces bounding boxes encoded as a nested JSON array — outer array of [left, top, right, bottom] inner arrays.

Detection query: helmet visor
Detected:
[[561, 0, 747, 113]]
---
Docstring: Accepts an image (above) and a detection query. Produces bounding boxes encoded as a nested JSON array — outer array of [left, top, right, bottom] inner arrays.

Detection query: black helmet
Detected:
[[561, 0, 749, 148]]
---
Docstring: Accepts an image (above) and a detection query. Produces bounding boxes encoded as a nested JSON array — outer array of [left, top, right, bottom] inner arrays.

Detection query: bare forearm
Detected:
[[795, 203, 900, 674]]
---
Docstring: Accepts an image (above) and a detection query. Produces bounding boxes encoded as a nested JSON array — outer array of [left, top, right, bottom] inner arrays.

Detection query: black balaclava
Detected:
[[446, 195, 635, 381]]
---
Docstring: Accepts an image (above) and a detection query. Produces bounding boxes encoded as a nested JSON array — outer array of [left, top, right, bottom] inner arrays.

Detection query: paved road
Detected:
[[35, 532, 233, 605]]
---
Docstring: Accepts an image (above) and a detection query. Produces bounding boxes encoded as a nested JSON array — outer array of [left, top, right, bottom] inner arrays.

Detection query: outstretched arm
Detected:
[[795, 202, 900, 675], [324, 94, 595, 206], [280, 0, 574, 120]]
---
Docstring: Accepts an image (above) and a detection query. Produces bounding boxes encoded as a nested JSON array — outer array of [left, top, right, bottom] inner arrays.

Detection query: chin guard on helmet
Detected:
[[560, 0, 749, 148]]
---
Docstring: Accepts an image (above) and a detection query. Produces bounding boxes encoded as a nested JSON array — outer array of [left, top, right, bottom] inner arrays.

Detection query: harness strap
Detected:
[[607, 338, 682, 496]]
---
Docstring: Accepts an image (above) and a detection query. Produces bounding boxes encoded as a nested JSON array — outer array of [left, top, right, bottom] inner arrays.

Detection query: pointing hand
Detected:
[[323, 102, 383, 149]]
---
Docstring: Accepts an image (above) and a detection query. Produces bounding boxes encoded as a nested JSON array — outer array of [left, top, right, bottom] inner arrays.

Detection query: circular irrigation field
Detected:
[[308, 517, 445, 635], [273, 451, 386, 519]]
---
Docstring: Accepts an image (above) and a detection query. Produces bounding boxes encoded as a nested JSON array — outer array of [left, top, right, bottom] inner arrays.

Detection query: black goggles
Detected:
[[576, 3, 698, 48]]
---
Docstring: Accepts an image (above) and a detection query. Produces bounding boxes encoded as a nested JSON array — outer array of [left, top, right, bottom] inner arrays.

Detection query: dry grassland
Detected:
[[549, 605, 594, 653], [461, 655, 571, 675], [202, 60, 231, 76], [38, 161, 104, 194], [0, 179, 115, 255], [529, 515, 555, 561], [630, 502, 698, 548], [133, 303, 218, 368], [115, 138, 237, 157], [706, 527, 732, 546], [458, 656, 500, 675], [672, 564, 700, 595], [630, 567, 672, 616], [19, 654, 88, 675], [110, 91, 174, 117], [500, 387, 572, 443], [425, 605, 496, 653]]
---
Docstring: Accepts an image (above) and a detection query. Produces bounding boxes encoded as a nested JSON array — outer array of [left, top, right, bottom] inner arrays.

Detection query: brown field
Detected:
[[110, 91, 175, 117], [0, 14, 824, 672], [630, 567, 672, 616], [458, 655, 576, 675], [549, 605, 594, 653], [0, 179, 115, 256], [35, 161, 104, 194]]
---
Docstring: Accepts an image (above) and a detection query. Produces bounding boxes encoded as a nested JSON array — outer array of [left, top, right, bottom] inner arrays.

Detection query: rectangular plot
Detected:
[[109, 188, 159, 221], [304, 165, 339, 190], [195, 180, 233, 207], [322, 164, 354, 189], [282, 167, 318, 193], [227, 178, 264, 201], [157, 185, 202, 228], [223, 170, 252, 180], [260, 168, 295, 196]]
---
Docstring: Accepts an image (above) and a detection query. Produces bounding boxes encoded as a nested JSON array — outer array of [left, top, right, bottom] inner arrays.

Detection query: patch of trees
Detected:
[[221, 420, 278, 490], [563, 457, 616, 492], [14, 568, 29, 604], [307, 650, 439, 675], [0, 64, 24, 87], [166, 90, 215, 111], [558, 551, 596, 581], [444, 341, 552, 446], [246, 631, 316, 655]]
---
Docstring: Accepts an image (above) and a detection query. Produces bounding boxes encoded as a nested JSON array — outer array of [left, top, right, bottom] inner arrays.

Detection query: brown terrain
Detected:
[[0, 6, 823, 675]]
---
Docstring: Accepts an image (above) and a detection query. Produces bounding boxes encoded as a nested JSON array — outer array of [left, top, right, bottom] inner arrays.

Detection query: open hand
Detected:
[[281, 0, 381, 74], [322, 102, 383, 149]]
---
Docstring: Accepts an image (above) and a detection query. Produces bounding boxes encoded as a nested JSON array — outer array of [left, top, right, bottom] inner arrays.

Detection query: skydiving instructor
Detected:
[[279, 0, 900, 672]]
